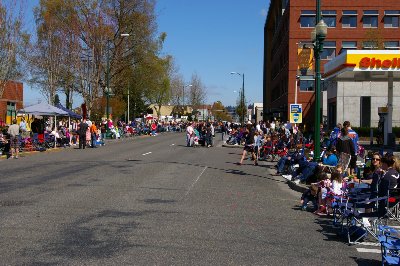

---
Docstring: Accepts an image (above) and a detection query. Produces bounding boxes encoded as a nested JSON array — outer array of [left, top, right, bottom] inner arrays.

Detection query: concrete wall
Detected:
[[328, 81, 400, 127]]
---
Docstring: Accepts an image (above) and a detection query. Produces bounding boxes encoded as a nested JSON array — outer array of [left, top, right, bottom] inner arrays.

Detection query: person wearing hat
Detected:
[[7, 119, 20, 159]]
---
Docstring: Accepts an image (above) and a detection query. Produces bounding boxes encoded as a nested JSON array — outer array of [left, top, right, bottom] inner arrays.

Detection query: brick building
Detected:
[[263, 0, 400, 128], [0, 81, 23, 125]]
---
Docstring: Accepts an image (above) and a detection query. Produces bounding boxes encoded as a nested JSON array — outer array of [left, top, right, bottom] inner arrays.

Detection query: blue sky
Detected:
[[23, 0, 270, 107]]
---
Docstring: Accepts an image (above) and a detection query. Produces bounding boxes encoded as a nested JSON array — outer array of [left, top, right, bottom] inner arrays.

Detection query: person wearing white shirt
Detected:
[[186, 123, 194, 147]]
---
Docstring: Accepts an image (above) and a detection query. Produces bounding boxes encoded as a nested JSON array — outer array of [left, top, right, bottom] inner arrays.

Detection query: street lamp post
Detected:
[[311, 0, 328, 161], [105, 39, 111, 136], [230, 72, 245, 125], [121, 33, 131, 123], [182, 84, 192, 115]]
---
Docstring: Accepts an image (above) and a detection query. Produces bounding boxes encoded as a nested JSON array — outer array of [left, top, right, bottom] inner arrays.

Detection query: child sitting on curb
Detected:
[[300, 184, 318, 211], [313, 172, 331, 216]]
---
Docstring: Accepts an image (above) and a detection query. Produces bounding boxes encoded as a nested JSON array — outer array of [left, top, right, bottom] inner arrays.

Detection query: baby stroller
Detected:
[[193, 129, 200, 147]]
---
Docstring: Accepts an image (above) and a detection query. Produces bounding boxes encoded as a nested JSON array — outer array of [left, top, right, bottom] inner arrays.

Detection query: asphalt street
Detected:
[[0, 132, 381, 265]]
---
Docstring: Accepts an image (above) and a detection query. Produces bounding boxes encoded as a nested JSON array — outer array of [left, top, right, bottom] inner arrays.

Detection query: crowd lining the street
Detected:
[[0, 116, 190, 159]]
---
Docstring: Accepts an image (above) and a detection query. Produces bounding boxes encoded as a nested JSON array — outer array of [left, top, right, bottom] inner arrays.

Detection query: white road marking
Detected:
[[170, 144, 175, 146], [185, 166, 208, 196], [142, 152, 152, 156], [356, 248, 381, 254], [356, 242, 380, 247]]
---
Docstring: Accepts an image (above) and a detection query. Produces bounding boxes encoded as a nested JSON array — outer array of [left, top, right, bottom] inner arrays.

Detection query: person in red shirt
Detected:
[[151, 122, 157, 136]]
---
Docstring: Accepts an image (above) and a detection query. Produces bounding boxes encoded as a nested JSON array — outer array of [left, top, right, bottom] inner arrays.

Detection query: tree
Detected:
[[169, 74, 184, 106], [28, 0, 71, 104], [54, 94, 60, 105], [188, 73, 207, 108], [362, 29, 385, 49], [211, 101, 232, 122], [0, 1, 29, 98], [141, 54, 172, 118], [236, 90, 247, 125], [29, 0, 166, 119]]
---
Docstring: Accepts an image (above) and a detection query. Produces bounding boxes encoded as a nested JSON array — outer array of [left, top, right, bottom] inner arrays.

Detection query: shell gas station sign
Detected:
[[324, 50, 400, 78]]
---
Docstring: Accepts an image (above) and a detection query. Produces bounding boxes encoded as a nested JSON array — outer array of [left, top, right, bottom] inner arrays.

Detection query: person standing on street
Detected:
[[78, 119, 88, 149], [186, 122, 194, 147], [343, 121, 359, 175], [7, 119, 20, 159], [90, 122, 98, 148], [19, 117, 27, 136]]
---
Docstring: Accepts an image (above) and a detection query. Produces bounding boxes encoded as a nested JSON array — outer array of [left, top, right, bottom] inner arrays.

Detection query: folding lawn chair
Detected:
[[378, 225, 400, 265], [337, 186, 388, 245], [345, 196, 390, 245], [387, 188, 400, 224]]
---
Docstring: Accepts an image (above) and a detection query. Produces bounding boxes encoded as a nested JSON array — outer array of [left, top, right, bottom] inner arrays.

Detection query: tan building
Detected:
[[148, 104, 193, 119]]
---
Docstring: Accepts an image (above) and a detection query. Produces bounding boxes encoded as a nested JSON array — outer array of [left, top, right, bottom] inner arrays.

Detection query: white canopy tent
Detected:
[[18, 102, 69, 147]]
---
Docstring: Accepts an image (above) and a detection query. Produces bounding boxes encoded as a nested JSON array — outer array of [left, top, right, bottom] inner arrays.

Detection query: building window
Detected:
[[362, 41, 378, 49], [6, 102, 16, 118], [384, 11, 400, 28], [340, 41, 357, 54], [299, 80, 314, 92], [363, 10, 378, 28], [322, 10, 337, 27], [342, 10, 357, 28], [321, 41, 336, 60], [385, 41, 400, 50], [300, 10, 316, 28]]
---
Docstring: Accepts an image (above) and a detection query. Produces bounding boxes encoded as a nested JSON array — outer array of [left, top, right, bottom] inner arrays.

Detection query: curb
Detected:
[[287, 180, 308, 194], [260, 160, 309, 194], [222, 144, 244, 148]]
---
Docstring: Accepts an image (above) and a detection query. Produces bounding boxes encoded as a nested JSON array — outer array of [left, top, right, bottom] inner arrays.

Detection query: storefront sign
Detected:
[[359, 57, 400, 69], [324, 51, 400, 77], [290, 104, 302, 124]]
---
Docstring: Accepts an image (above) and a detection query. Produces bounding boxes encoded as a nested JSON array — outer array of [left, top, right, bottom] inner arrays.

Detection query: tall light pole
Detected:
[[105, 39, 111, 136], [311, 0, 327, 161], [230, 72, 245, 125], [121, 33, 131, 123], [182, 84, 192, 114]]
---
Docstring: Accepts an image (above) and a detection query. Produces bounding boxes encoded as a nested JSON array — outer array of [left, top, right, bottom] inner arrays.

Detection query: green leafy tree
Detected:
[[211, 101, 232, 122], [236, 91, 247, 125]]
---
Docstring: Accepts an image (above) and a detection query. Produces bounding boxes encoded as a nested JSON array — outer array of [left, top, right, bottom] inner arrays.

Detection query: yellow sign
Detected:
[[297, 46, 314, 75]]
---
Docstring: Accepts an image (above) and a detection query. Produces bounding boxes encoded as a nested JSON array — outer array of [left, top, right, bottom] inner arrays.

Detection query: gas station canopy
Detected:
[[323, 50, 400, 147], [324, 50, 400, 81]]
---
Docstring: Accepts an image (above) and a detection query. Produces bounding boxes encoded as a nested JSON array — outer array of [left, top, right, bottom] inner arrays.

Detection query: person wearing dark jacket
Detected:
[[78, 119, 89, 149], [336, 127, 355, 175], [238, 125, 255, 165], [377, 153, 400, 216]]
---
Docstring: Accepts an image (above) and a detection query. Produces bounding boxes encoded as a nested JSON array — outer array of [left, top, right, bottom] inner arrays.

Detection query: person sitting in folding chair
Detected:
[[377, 153, 400, 217], [320, 146, 339, 172]]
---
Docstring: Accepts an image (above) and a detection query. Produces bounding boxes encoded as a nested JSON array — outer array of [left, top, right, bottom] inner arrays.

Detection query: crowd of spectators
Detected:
[[0, 116, 192, 158]]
